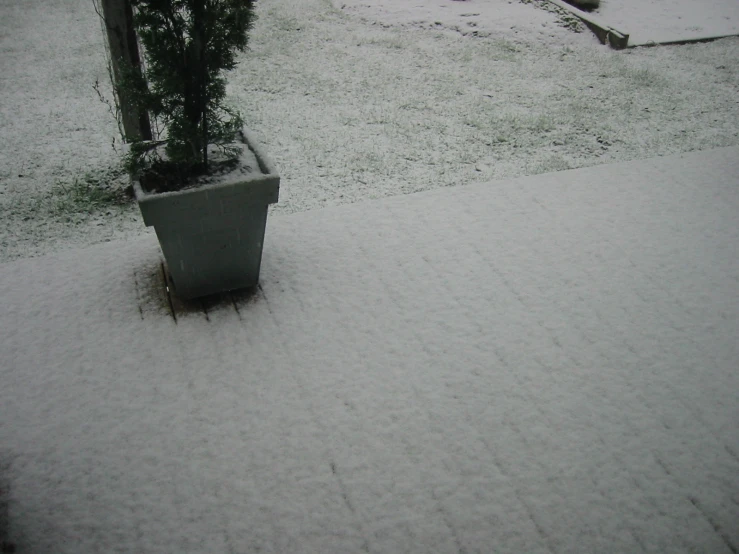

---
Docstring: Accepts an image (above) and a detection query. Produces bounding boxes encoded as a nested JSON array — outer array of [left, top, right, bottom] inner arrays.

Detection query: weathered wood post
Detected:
[[99, 0, 152, 141]]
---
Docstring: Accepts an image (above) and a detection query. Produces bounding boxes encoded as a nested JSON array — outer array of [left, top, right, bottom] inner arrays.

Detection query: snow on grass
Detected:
[[1, 0, 739, 262]]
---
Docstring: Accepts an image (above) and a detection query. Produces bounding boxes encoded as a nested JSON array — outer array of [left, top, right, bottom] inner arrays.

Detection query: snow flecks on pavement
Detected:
[[1, 147, 738, 553]]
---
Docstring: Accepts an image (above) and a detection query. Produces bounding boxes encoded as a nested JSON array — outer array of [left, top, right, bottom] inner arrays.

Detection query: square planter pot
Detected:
[[133, 127, 279, 299]]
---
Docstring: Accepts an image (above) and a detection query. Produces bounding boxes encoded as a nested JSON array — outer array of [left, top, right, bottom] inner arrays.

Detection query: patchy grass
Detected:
[[2, 0, 739, 261], [0, 162, 140, 261], [4, 164, 131, 229], [48, 168, 130, 215], [528, 154, 573, 174], [595, 53, 671, 88]]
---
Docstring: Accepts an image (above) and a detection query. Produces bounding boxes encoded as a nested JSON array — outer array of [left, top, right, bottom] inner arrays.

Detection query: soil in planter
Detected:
[[564, 0, 600, 10], [139, 138, 265, 194]]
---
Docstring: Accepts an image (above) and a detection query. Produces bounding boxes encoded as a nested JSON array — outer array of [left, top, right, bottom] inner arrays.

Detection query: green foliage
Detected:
[[8, 166, 132, 229], [124, 0, 256, 180], [50, 168, 131, 215]]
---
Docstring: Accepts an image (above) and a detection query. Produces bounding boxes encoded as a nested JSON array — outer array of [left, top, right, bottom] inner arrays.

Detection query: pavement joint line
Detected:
[[161, 261, 178, 324]]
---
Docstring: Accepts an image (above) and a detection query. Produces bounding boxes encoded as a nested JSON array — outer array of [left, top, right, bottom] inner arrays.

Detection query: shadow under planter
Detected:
[[133, 128, 279, 300]]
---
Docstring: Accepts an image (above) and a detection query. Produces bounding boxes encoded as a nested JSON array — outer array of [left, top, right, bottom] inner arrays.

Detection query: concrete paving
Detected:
[[1, 147, 738, 553]]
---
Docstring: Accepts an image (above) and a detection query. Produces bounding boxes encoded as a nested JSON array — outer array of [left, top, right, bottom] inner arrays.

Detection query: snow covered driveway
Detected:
[[593, 0, 739, 46], [337, 0, 739, 47], [334, 0, 596, 46], [1, 147, 738, 553]]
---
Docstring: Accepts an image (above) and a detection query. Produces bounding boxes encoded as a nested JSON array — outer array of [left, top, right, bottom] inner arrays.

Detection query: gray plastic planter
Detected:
[[133, 128, 279, 299]]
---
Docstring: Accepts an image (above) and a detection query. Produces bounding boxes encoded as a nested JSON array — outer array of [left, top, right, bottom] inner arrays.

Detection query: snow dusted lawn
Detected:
[[1, 0, 739, 261]]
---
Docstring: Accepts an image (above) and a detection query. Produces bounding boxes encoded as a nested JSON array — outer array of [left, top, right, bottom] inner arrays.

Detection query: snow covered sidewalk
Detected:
[[1, 148, 738, 553]]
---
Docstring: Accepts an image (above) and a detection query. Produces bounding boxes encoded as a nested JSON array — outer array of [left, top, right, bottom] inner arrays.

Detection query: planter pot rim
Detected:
[[132, 126, 279, 201]]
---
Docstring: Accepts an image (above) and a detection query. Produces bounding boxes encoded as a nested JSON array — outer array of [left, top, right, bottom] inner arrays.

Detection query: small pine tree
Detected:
[[124, 0, 256, 185]]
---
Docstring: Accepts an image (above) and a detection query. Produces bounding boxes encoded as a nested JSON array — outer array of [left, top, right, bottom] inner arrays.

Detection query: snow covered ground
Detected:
[[592, 0, 739, 46], [1, 147, 738, 553], [1, 0, 739, 262], [1, 1, 739, 552]]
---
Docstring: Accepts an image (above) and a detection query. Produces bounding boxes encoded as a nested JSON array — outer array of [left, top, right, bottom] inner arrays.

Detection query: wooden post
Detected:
[[99, 0, 152, 141]]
